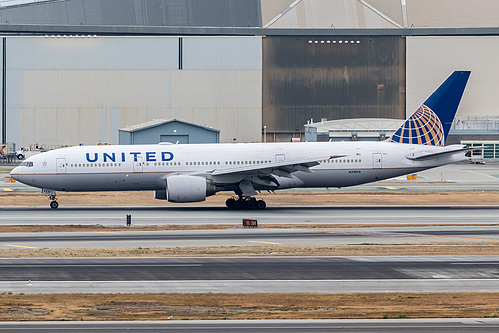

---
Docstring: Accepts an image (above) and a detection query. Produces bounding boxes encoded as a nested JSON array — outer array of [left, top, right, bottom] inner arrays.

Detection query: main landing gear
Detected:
[[225, 196, 266, 210]]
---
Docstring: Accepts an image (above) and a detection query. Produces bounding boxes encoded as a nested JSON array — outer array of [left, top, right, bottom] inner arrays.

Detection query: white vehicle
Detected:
[[15, 148, 26, 160], [11, 71, 474, 209]]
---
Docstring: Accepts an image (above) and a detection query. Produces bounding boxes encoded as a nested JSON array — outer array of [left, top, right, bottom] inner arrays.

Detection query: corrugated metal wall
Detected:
[[406, 36, 499, 122], [6, 36, 262, 147], [262, 0, 499, 29], [4, 0, 499, 29], [263, 0, 397, 28], [0, 0, 262, 27], [405, 0, 499, 28], [262, 35, 405, 142]]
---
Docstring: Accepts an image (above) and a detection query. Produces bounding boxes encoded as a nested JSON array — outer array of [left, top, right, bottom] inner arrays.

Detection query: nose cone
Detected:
[[10, 166, 21, 181]]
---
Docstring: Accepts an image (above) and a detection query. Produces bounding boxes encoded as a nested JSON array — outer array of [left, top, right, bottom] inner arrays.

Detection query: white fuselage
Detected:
[[11, 141, 466, 192]]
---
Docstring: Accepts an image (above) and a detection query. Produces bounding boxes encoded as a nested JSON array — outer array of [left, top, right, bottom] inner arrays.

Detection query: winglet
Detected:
[[389, 71, 471, 146]]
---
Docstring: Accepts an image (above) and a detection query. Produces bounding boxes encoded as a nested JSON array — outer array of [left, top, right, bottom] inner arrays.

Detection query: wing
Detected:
[[206, 154, 346, 196]]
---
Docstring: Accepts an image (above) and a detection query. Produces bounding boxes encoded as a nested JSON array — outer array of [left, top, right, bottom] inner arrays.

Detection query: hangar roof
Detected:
[[119, 119, 220, 133]]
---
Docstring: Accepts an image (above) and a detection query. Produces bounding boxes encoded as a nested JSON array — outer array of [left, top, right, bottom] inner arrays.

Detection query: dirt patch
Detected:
[[0, 244, 498, 258], [0, 293, 496, 321], [1, 190, 499, 207]]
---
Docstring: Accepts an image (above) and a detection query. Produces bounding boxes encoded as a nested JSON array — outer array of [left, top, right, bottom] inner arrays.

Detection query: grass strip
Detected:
[[0, 244, 497, 258], [0, 292, 497, 321]]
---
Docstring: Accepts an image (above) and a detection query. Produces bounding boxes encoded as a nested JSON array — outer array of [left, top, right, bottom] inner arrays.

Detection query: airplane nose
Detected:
[[10, 166, 21, 181]]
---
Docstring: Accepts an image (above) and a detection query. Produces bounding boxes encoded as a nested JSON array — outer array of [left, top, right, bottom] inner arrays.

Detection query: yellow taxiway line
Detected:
[[4, 244, 38, 249], [247, 241, 282, 245]]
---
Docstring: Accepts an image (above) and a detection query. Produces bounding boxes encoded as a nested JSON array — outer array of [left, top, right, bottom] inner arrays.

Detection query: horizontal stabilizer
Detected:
[[406, 145, 482, 161]]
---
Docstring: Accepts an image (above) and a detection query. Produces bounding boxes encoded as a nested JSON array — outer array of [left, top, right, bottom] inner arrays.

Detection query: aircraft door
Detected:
[[275, 154, 285, 162], [372, 153, 382, 169], [133, 156, 143, 173], [56, 158, 66, 174]]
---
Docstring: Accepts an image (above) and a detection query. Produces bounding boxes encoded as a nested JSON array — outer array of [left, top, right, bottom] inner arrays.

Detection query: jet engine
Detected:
[[155, 175, 217, 203]]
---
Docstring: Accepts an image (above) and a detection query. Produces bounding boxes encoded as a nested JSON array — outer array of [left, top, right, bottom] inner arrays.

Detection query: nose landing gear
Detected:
[[48, 193, 58, 209], [225, 196, 266, 210], [42, 189, 59, 209]]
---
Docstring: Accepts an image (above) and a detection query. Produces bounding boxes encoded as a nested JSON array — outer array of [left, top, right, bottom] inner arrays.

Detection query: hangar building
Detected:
[[119, 119, 220, 145], [0, 0, 499, 148]]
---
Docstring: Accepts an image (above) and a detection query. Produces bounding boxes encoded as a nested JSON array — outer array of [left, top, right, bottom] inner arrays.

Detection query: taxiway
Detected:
[[0, 319, 498, 333]]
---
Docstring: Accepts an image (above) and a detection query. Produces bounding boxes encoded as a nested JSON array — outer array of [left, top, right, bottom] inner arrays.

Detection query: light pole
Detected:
[[263, 126, 267, 143]]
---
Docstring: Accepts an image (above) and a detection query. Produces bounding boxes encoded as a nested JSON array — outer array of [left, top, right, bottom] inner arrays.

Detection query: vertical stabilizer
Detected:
[[389, 71, 471, 146]]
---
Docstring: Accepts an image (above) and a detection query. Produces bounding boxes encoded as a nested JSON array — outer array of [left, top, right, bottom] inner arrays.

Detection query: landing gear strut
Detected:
[[226, 196, 266, 210], [49, 194, 58, 209]]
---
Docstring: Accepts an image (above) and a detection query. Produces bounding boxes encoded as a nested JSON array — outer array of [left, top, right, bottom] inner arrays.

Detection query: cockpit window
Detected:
[[20, 161, 33, 167]]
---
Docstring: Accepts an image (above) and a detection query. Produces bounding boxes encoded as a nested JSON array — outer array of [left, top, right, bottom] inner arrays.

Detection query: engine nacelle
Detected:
[[156, 175, 217, 203]]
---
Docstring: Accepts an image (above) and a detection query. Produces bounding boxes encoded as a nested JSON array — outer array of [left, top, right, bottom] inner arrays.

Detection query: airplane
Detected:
[[11, 71, 474, 210]]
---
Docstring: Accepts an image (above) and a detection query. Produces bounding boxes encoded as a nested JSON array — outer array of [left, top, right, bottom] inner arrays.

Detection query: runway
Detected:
[[0, 256, 498, 294], [1, 205, 499, 226], [0, 319, 498, 333]]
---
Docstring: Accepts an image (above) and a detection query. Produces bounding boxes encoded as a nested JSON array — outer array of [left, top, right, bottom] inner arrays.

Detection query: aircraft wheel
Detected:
[[246, 198, 256, 210], [50, 201, 59, 209], [256, 200, 266, 210], [225, 198, 236, 209], [235, 199, 246, 210]]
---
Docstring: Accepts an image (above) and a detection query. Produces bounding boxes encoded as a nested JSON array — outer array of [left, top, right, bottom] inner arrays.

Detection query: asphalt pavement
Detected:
[[0, 256, 497, 294], [0, 319, 498, 333], [0, 224, 498, 249]]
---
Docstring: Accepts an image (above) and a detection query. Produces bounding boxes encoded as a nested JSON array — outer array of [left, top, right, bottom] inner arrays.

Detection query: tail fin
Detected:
[[389, 71, 471, 146]]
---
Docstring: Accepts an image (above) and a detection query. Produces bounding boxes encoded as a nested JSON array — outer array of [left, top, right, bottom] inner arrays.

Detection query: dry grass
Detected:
[[0, 244, 498, 258], [0, 292, 497, 320], [1, 190, 499, 207]]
